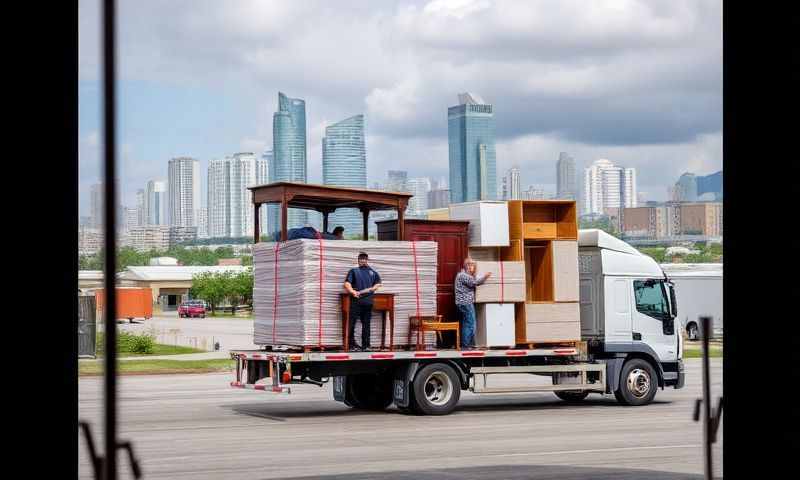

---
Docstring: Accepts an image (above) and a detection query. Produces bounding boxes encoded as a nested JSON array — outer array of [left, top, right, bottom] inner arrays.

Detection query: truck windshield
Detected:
[[633, 280, 669, 319]]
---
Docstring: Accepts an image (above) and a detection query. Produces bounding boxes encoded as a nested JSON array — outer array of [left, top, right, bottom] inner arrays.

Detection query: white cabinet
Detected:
[[449, 201, 510, 247], [475, 303, 516, 347]]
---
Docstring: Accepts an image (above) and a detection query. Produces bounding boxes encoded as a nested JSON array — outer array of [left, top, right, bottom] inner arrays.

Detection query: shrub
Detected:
[[94, 330, 155, 355]]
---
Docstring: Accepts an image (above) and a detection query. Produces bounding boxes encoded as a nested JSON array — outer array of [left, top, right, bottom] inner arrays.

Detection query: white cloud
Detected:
[[78, 0, 722, 213]]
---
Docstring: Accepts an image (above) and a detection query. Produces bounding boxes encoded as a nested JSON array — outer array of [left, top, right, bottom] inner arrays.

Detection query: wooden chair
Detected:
[[408, 315, 460, 351]]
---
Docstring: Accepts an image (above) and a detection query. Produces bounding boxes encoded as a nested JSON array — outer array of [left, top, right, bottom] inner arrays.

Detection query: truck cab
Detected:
[[578, 229, 684, 404]]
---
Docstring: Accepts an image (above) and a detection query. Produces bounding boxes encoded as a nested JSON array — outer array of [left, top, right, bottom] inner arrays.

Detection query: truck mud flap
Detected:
[[332, 376, 346, 402], [393, 362, 420, 408]]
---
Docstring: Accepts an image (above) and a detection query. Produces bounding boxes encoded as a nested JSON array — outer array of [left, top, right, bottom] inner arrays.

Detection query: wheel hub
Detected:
[[626, 368, 651, 398], [424, 372, 452, 406]]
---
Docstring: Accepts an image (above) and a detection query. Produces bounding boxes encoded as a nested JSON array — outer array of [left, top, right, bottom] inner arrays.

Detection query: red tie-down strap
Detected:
[[315, 232, 325, 347], [272, 242, 281, 345], [411, 240, 421, 318]]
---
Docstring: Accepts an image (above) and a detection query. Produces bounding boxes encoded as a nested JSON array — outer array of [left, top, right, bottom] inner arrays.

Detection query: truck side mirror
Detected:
[[668, 283, 677, 318]]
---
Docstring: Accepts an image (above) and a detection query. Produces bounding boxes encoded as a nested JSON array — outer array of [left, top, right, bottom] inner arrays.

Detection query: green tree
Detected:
[[190, 271, 227, 314], [230, 268, 254, 311]]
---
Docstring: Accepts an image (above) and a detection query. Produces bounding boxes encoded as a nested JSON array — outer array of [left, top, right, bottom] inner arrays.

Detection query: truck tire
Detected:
[[411, 363, 461, 415], [555, 390, 590, 402], [345, 374, 394, 411], [614, 358, 658, 406]]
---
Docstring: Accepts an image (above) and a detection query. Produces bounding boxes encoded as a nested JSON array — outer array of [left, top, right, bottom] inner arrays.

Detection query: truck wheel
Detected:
[[411, 363, 461, 415], [555, 390, 590, 402], [614, 358, 658, 406], [686, 323, 698, 341], [346, 374, 394, 411]]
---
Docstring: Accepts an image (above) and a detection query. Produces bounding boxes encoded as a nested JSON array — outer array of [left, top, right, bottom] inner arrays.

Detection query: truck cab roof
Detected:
[[578, 229, 663, 278]]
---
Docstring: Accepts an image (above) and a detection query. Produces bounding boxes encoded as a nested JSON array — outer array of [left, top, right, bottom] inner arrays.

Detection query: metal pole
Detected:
[[700, 315, 712, 480], [102, 0, 118, 478]]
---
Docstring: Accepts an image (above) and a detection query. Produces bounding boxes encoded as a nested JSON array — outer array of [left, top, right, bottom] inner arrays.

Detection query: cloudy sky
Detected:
[[79, 0, 722, 215]]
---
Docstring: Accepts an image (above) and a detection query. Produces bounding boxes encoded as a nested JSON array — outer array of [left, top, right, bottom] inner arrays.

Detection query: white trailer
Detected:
[[230, 229, 686, 415], [659, 263, 723, 340]]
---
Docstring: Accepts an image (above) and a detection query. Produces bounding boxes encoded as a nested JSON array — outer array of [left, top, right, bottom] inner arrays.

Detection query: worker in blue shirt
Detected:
[[343, 252, 382, 351]]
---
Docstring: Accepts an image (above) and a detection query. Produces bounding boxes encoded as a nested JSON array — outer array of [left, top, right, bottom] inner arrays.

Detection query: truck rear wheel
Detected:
[[614, 358, 657, 406], [555, 390, 590, 402], [411, 363, 461, 415], [345, 374, 394, 411]]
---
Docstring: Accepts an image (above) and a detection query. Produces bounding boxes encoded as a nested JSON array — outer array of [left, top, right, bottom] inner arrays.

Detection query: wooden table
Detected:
[[340, 293, 395, 351]]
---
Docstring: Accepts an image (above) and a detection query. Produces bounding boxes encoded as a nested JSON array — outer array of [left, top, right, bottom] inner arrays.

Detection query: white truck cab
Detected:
[[578, 229, 685, 404]]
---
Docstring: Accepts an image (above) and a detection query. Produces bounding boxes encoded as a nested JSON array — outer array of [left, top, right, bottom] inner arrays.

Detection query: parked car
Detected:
[[178, 301, 206, 318]]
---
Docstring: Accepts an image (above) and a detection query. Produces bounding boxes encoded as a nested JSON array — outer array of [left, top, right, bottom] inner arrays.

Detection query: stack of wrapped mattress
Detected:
[[254, 239, 438, 348]]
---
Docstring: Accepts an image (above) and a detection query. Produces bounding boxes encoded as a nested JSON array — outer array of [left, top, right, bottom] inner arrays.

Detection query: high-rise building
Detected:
[[89, 183, 103, 228], [135, 189, 146, 226], [673, 171, 723, 202], [88, 181, 122, 229], [427, 188, 451, 209], [322, 115, 366, 236], [583, 159, 637, 215], [407, 177, 432, 215], [556, 152, 577, 200], [448, 92, 497, 203], [197, 207, 208, 239], [622, 168, 637, 209], [168, 157, 200, 227], [501, 167, 521, 200], [260, 149, 273, 233], [145, 180, 167, 225], [386, 170, 408, 193], [208, 152, 268, 238], [123, 207, 139, 233], [270, 92, 308, 235]]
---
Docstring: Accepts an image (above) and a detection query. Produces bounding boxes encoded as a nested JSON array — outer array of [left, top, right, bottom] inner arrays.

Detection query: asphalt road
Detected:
[[78, 358, 722, 480]]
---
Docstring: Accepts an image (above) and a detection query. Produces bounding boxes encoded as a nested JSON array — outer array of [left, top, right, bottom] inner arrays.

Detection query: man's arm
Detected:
[[344, 270, 360, 297]]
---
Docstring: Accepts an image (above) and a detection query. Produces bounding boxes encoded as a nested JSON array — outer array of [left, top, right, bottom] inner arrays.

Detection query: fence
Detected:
[[78, 295, 97, 358]]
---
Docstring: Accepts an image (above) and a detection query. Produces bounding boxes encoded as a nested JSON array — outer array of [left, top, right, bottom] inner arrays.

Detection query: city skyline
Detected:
[[78, 2, 722, 217]]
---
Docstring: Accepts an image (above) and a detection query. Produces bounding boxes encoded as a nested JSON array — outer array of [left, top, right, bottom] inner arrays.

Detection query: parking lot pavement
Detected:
[[78, 358, 722, 479], [118, 314, 259, 351]]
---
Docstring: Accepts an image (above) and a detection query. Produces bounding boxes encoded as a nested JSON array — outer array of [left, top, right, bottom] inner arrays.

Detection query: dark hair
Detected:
[[358, 252, 369, 260], [333, 226, 344, 235]]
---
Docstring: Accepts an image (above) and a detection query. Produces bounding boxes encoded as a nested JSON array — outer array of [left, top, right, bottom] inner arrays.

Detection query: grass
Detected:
[[79, 358, 235, 376], [108, 343, 205, 357], [683, 343, 723, 358]]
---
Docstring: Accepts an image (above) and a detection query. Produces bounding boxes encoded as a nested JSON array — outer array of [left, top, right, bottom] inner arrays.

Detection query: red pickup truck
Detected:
[[178, 301, 206, 318]]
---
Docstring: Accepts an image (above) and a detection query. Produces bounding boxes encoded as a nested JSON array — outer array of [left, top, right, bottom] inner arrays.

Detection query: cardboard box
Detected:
[[475, 303, 516, 347], [449, 201, 510, 247], [474, 261, 526, 303], [521, 302, 581, 342]]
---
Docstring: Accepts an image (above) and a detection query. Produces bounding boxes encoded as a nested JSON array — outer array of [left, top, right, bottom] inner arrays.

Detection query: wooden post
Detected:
[[323, 210, 329, 234], [397, 202, 405, 240], [253, 203, 260, 244], [362, 209, 370, 240], [280, 197, 288, 241]]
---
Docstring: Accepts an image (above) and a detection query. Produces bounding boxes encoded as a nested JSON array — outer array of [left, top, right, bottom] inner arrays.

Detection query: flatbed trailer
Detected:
[[229, 343, 615, 415]]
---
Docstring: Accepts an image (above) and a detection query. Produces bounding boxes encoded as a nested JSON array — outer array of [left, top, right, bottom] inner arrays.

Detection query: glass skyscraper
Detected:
[[269, 92, 308, 236], [448, 93, 497, 203], [322, 114, 366, 237]]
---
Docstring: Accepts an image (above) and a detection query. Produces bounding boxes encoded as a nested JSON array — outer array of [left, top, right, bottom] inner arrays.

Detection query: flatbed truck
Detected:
[[230, 228, 685, 415]]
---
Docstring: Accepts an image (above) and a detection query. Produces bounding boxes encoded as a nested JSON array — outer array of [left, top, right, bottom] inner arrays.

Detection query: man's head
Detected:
[[358, 252, 369, 267], [463, 257, 476, 275], [332, 226, 344, 239]]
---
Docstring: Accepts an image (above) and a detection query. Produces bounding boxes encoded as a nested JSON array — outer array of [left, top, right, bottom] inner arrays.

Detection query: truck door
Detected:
[[603, 277, 633, 343], [631, 279, 677, 362]]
